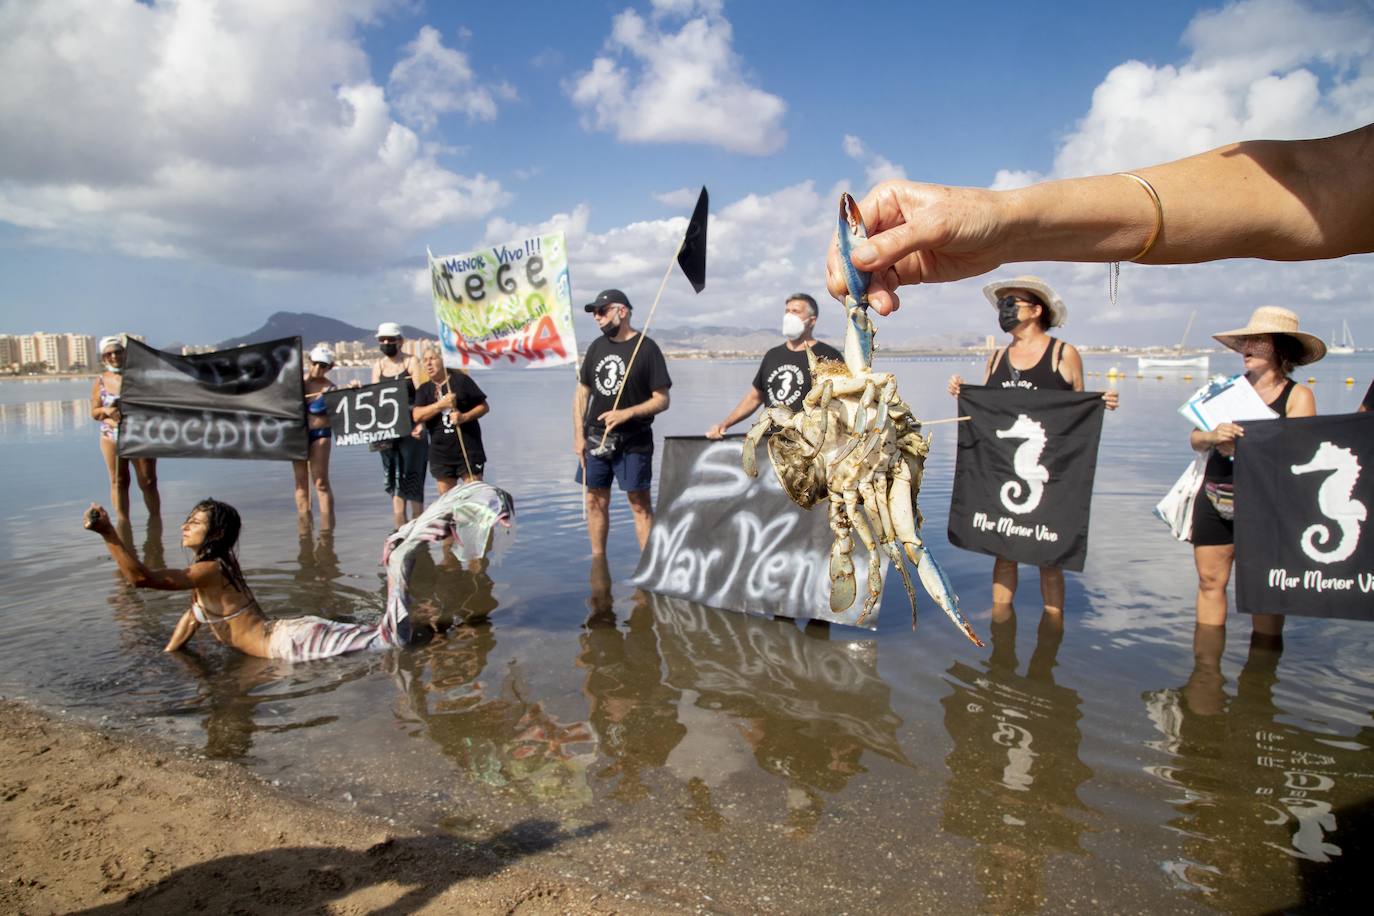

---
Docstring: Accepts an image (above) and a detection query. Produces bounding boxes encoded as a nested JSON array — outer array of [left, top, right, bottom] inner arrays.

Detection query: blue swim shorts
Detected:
[[576, 448, 653, 492]]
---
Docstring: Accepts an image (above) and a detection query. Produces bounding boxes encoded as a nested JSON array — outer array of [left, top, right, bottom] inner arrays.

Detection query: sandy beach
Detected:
[[0, 700, 666, 915]]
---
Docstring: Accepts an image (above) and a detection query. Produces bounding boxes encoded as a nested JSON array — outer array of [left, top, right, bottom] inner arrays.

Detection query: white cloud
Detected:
[[653, 187, 701, 208], [0, 0, 508, 272], [1049, 0, 1373, 177], [388, 25, 513, 132], [568, 0, 786, 155], [842, 134, 907, 187]]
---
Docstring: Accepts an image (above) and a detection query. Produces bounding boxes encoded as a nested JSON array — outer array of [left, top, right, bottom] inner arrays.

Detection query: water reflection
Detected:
[[647, 591, 910, 835], [0, 398, 90, 435], [940, 608, 1093, 913], [1142, 625, 1371, 910]]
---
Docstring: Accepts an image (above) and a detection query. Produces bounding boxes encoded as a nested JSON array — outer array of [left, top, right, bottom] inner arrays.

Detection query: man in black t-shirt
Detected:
[[705, 293, 842, 439], [573, 289, 672, 555]]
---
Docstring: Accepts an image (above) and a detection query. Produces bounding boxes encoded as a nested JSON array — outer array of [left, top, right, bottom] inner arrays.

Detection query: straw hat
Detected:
[[981, 275, 1067, 328], [1212, 306, 1325, 365]]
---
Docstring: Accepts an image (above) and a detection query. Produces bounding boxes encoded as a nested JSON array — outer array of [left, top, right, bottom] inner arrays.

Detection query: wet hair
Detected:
[[787, 293, 818, 318], [188, 498, 250, 596]]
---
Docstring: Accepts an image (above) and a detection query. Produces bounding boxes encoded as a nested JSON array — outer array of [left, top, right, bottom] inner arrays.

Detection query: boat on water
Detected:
[[1328, 319, 1355, 355], [1137, 309, 1209, 372]]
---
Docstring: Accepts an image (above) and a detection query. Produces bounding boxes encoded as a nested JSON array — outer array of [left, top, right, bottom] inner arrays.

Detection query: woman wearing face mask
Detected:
[[90, 335, 161, 525], [1189, 307, 1320, 641], [371, 322, 427, 529], [947, 276, 1118, 619], [705, 293, 843, 439]]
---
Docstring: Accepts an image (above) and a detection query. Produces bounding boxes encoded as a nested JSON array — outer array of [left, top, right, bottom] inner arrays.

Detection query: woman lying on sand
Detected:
[[84, 483, 514, 662]]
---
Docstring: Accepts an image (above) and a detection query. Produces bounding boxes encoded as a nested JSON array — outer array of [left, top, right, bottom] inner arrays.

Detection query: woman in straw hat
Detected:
[[1190, 306, 1323, 637], [89, 334, 160, 526], [948, 276, 1118, 619]]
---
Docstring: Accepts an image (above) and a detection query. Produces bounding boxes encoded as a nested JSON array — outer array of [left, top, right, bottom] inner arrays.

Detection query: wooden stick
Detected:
[[596, 238, 684, 450], [921, 415, 971, 426]]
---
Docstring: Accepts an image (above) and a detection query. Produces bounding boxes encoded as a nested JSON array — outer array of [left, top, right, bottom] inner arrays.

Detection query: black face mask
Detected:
[[379, 342, 400, 357], [997, 296, 1036, 332], [600, 319, 621, 338]]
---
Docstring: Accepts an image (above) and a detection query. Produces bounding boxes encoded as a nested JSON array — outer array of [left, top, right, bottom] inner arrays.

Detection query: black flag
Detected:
[[1234, 413, 1374, 621], [676, 186, 708, 293], [117, 336, 308, 461], [949, 387, 1106, 571]]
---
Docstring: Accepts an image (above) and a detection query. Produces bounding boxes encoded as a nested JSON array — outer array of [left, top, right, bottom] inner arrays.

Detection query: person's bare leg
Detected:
[[1039, 566, 1065, 618], [310, 439, 334, 531], [1185, 622, 1228, 715], [1251, 612, 1285, 649], [992, 556, 1018, 605], [626, 489, 654, 550], [1194, 544, 1234, 627], [292, 458, 313, 528], [434, 477, 456, 553], [134, 458, 160, 518], [391, 494, 406, 529], [586, 488, 611, 556], [406, 499, 423, 521], [101, 438, 131, 524]]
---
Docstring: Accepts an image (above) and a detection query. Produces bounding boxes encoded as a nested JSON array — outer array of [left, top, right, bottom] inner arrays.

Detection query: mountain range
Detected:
[[211, 312, 436, 350]]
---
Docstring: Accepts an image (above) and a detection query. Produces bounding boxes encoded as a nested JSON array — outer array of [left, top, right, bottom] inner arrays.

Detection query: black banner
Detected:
[[949, 387, 1105, 571], [631, 437, 884, 628], [322, 380, 412, 447], [117, 337, 307, 461], [1235, 413, 1374, 620]]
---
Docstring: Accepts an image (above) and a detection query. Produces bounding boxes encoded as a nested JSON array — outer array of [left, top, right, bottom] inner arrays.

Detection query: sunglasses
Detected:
[[311, 361, 333, 368], [377, 336, 401, 343], [996, 295, 1042, 310], [592, 304, 622, 317]]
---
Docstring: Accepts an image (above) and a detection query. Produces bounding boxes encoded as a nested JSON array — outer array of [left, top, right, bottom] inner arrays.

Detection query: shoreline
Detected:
[[0, 699, 666, 914]]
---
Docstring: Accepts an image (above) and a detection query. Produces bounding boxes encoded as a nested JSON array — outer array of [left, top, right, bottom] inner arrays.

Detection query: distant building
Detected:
[[64, 333, 98, 369], [0, 334, 20, 371]]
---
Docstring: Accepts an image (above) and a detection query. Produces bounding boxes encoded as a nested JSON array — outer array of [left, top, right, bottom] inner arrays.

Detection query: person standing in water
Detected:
[[90, 335, 160, 526], [947, 276, 1117, 619], [293, 345, 338, 532], [371, 322, 427, 529]]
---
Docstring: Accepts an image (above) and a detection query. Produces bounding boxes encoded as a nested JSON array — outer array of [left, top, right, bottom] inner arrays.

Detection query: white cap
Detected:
[[376, 321, 403, 338], [99, 335, 124, 354], [308, 345, 335, 364]]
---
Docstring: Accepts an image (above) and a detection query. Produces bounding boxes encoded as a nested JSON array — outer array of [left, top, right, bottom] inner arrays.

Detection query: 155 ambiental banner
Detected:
[[429, 233, 577, 370]]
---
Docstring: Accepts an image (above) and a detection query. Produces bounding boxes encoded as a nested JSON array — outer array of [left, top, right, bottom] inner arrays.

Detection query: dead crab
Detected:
[[741, 193, 983, 646]]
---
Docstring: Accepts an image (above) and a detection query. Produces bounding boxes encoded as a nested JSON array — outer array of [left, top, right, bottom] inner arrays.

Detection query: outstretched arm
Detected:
[[827, 124, 1374, 315], [84, 504, 204, 590], [707, 388, 764, 439]]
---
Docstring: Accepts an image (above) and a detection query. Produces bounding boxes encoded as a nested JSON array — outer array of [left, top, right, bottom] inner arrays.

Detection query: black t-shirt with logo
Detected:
[[751, 341, 842, 409], [414, 371, 487, 466], [579, 333, 672, 451]]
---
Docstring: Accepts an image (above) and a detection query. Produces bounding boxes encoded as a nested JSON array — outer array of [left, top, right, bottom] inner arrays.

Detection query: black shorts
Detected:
[[430, 458, 484, 481], [1190, 487, 1233, 547]]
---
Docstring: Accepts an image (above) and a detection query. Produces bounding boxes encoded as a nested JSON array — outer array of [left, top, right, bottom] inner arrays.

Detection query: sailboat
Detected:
[[1328, 320, 1355, 355], [1138, 310, 1210, 371]]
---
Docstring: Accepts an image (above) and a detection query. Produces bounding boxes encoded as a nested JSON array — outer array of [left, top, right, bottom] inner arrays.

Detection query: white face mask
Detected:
[[782, 313, 807, 340]]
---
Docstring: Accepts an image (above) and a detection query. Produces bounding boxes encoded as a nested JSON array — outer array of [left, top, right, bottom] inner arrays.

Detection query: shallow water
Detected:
[[2, 354, 1371, 913]]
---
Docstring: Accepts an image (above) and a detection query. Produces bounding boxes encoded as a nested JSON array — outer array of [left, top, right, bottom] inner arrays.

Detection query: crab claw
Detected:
[[837, 193, 871, 307]]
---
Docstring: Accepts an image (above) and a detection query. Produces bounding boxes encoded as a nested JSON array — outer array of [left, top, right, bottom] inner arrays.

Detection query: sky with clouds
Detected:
[[0, 0, 1371, 348]]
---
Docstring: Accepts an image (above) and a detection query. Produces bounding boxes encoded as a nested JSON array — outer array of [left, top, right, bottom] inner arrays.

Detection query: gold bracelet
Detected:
[[1117, 171, 1163, 262]]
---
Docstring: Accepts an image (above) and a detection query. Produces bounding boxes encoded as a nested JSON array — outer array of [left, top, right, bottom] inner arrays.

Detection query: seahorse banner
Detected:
[[117, 337, 307, 461], [428, 233, 577, 370], [631, 437, 886, 628], [1234, 413, 1374, 620], [949, 387, 1106, 571]]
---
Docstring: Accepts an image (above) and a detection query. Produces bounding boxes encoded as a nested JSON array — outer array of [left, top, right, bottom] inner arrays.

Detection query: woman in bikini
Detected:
[[84, 484, 514, 662], [293, 345, 338, 531], [947, 276, 1118, 619], [90, 335, 161, 526], [1189, 307, 1321, 641]]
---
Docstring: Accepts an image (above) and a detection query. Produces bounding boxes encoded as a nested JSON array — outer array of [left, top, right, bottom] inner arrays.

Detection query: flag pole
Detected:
[[596, 238, 684, 451]]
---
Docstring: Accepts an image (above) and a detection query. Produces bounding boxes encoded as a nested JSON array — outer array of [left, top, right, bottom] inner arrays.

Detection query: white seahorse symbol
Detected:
[[1290, 441, 1366, 564], [996, 414, 1049, 514]]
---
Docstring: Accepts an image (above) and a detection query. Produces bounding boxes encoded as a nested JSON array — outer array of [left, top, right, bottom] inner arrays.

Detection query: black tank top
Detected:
[[1203, 379, 1295, 481], [986, 337, 1073, 391]]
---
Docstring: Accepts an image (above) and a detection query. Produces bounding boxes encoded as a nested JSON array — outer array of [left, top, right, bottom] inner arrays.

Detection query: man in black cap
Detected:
[[573, 289, 672, 555]]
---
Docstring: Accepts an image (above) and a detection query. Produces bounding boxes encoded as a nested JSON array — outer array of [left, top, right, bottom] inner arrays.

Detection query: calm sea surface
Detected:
[[2, 353, 1371, 912]]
